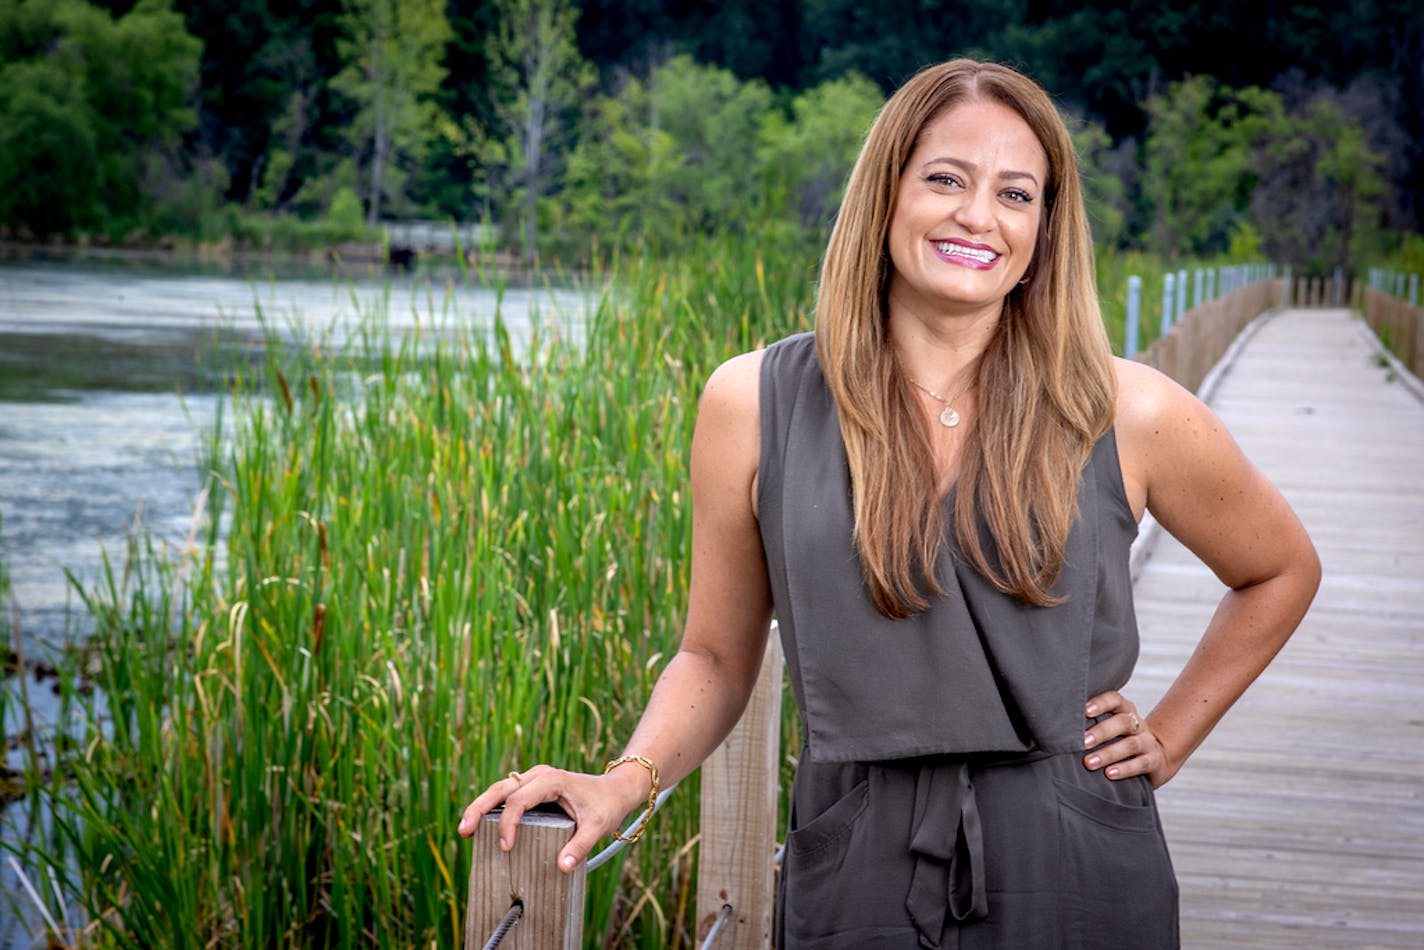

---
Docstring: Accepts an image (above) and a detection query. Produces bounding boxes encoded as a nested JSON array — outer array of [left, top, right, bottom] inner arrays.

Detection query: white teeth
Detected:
[[935, 241, 998, 263]]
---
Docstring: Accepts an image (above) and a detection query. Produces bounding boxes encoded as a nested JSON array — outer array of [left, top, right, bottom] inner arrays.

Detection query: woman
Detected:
[[458, 59, 1320, 947]]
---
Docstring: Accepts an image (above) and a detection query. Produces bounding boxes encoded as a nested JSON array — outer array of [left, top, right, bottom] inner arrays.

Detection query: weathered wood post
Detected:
[[466, 808, 587, 950], [696, 631, 784, 950]]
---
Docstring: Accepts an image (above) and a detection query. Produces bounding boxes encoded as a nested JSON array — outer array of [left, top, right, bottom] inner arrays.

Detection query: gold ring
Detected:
[[508, 770, 522, 785], [1129, 714, 1142, 734]]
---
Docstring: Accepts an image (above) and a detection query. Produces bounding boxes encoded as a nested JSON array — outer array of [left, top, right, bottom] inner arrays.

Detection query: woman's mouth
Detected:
[[933, 240, 1000, 267]]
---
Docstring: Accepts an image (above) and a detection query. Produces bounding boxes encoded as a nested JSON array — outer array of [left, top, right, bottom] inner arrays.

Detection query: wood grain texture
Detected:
[[696, 634, 784, 950], [465, 807, 586, 950], [1125, 308, 1424, 948]]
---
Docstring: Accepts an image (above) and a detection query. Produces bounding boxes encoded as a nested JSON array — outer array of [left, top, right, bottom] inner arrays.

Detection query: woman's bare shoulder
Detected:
[[693, 349, 766, 473], [1110, 356, 1233, 521], [1111, 356, 1184, 433], [701, 349, 766, 410]]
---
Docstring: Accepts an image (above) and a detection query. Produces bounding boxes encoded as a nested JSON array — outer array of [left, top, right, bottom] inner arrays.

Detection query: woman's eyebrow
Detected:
[[923, 156, 1040, 188]]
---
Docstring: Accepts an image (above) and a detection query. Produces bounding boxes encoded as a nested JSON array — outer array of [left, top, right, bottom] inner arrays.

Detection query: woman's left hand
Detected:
[[1083, 690, 1174, 788]]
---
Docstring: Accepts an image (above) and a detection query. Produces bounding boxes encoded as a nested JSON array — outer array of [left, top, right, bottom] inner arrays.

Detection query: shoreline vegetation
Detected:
[[0, 237, 536, 286], [3, 230, 814, 948]]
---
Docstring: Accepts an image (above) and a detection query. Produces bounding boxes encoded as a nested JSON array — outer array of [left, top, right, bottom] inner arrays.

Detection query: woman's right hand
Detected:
[[456, 763, 653, 872]]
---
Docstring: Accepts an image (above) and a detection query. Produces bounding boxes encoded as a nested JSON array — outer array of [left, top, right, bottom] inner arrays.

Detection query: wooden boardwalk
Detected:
[[1126, 307, 1424, 948]]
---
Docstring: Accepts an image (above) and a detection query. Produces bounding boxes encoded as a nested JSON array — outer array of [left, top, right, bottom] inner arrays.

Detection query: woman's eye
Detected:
[[1003, 189, 1034, 203], [928, 173, 962, 187]]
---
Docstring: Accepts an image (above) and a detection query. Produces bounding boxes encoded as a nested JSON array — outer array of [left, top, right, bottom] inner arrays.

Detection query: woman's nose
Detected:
[[952, 187, 995, 235]]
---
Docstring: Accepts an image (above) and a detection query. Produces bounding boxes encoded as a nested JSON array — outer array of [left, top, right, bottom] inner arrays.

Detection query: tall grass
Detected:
[[23, 233, 816, 948], [16, 229, 1257, 947]]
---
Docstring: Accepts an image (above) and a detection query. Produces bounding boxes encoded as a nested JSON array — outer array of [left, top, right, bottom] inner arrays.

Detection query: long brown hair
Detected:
[[815, 58, 1116, 618]]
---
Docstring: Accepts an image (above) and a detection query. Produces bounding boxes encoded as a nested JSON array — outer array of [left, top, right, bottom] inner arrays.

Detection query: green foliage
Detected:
[[227, 184, 377, 252], [331, 0, 453, 226], [0, 0, 201, 239], [251, 89, 315, 213], [1067, 113, 1130, 250], [1226, 220, 1264, 262], [1293, 97, 1388, 269], [756, 72, 882, 229], [648, 55, 774, 229], [0, 57, 101, 235], [0, 1, 1416, 266], [1143, 77, 1258, 258], [467, 0, 594, 263], [1377, 233, 1424, 277], [559, 74, 687, 251], [325, 186, 368, 240], [1141, 75, 1389, 272], [145, 155, 234, 242], [560, 64, 879, 257]]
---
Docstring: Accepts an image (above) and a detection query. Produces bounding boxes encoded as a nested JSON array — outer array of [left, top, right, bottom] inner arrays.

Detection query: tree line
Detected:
[[1, 0, 1419, 274]]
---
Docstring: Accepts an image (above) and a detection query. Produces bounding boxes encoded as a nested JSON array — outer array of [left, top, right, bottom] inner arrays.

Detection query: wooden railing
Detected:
[[1361, 284, 1424, 381], [465, 636, 785, 950], [1137, 276, 1282, 394]]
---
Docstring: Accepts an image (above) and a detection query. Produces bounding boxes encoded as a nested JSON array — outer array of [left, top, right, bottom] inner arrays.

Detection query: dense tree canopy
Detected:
[[1, 0, 1418, 269]]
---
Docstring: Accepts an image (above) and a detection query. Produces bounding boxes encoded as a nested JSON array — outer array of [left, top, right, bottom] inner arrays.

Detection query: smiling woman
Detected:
[[461, 58, 1319, 949]]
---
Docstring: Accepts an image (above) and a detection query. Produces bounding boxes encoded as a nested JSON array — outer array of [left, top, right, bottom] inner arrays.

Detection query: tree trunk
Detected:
[[367, 37, 386, 228], [523, 106, 543, 265], [521, 18, 550, 266], [369, 88, 386, 227]]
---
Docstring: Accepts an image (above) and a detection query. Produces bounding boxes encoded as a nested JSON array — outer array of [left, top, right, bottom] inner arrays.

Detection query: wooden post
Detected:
[[696, 632, 784, 950], [466, 807, 587, 950]]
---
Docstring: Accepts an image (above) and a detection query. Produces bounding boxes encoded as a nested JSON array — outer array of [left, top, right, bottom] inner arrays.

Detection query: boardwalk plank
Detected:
[[1126, 309, 1424, 948]]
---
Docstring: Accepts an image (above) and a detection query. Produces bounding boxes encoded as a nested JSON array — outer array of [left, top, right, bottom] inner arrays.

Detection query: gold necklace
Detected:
[[907, 376, 973, 428]]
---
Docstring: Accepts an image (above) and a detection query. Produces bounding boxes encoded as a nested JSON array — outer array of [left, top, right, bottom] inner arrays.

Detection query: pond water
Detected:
[[0, 255, 592, 945]]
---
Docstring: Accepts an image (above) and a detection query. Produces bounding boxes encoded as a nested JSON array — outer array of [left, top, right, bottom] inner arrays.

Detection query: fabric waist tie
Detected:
[[905, 761, 988, 948]]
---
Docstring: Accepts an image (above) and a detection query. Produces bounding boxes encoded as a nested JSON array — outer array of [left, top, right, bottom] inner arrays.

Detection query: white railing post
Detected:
[[1125, 275, 1143, 360], [1161, 272, 1176, 337]]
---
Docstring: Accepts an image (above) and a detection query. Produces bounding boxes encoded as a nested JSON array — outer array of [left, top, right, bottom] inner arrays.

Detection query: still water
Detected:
[[0, 256, 591, 945]]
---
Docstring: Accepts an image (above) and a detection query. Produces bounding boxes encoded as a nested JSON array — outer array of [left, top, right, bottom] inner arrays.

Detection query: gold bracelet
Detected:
[[603, 754, 660, 843]]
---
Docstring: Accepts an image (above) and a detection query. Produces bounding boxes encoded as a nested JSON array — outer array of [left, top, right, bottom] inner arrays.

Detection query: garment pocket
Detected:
[[782, 777, 918, 946], [786, 778, 870, 857], [1053, 776, 1179, 948], [1052, 775, 1159, 834]]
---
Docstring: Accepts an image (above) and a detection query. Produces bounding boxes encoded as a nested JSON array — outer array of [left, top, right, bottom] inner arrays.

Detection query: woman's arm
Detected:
[[1083, 358, 1321, 787], [457, 350, 774, 870]]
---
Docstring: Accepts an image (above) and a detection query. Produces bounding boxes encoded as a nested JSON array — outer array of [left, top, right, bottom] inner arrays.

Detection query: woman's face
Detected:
[[885, 98, 1048, 323]]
